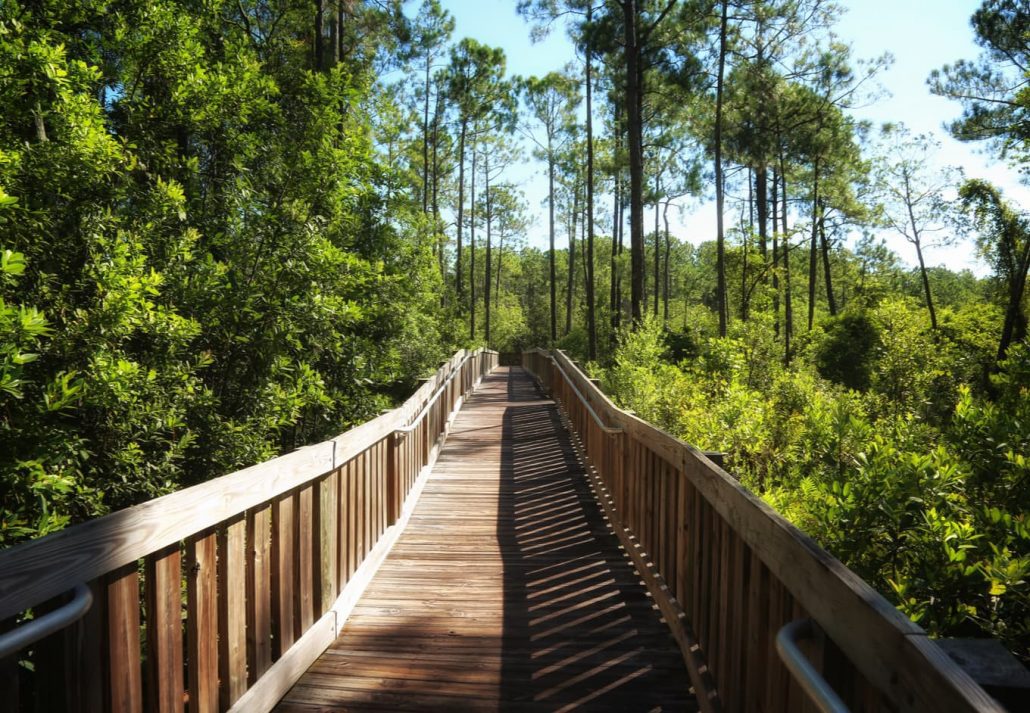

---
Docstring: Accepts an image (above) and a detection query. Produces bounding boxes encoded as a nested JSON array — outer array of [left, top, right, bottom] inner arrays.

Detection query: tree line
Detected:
[[1, 0, 1028, 664]]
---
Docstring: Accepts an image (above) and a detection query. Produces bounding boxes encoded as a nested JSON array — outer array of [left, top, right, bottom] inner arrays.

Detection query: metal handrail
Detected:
[[0, 583, 92, 660], [548, 354, 623, 435], [776, 618, 850, 713]]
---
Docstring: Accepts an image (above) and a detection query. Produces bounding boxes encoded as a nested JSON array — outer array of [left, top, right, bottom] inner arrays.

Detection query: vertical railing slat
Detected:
[[271, 493, 296, 658], [217, 515, 247, 709], [187, 532, 218, 713], [145, 544, 184, 713], [247, 505, 272, 683], [107, 562, 143, 713]]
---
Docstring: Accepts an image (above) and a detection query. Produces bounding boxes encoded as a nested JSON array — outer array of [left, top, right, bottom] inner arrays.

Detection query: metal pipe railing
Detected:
[[0, 584, 92, 660]]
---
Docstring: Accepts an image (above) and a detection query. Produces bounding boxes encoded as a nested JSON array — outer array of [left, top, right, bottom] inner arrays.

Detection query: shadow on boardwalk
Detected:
[[276, 368, 695, 712]]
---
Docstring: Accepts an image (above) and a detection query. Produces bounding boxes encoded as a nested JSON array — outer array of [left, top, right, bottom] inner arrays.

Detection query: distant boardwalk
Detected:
[[275, 367, 696, 711]]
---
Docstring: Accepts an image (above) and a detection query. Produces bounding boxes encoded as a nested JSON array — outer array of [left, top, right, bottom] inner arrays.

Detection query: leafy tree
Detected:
[[929, 0, 1030, 174], [522, 70, 580, 342], [957, 179, 1030, 363]]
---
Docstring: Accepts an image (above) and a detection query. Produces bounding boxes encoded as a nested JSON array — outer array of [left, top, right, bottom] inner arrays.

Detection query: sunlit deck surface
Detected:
[[275, 367, 696, 712]]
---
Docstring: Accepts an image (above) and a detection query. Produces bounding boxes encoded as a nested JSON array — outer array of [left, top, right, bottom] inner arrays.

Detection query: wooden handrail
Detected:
[[0, 347, 499, 713], [522, 349, 1001, 713]]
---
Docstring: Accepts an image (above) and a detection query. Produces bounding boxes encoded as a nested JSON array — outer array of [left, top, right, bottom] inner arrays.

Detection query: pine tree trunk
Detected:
[[913, 237, 937, 330], [653, 174, 661, 318], [548, 146, 557, 343], [485, 153, 493, 344], [663, 201, 671, 324], [998, 239, 1030, 361], [772, 169, 780, 336], [566, 184, 579, 336], [422, 58, 431, 214], [456, 121, 466, 301], [315, 0, 324, 71], [610, 105, 622, 348], [819, 203, 837, 316], [585, 3, 597, 359], [780, 163, 793, 364], [624, 0, 645, 326], [808, 157, 819, 330], [714, 0, 729, 337], [470, 138, 477, 340]]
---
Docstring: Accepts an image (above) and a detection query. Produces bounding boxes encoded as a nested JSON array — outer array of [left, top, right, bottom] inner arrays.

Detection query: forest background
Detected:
[[1, 0, 1028, 663]]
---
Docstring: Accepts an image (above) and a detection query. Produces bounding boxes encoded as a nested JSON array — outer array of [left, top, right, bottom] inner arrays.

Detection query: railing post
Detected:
[[386, 432, 399, 526]]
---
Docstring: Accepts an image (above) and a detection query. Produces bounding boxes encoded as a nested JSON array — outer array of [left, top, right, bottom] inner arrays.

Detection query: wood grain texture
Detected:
[[0, 349, 497, 624], [187, 533, 218, 713], [530, 350, 1002, 713], [218, 515, 248, 709], [106, 563, 142, 713], [145, 545, 184, 713], [275, 368, 696, 713]]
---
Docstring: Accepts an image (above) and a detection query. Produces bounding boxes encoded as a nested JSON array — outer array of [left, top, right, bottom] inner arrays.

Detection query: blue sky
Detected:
[[435, 0, 1027, 274]]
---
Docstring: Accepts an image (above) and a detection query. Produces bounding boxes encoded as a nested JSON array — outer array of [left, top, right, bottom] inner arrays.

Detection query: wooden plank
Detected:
[[0, 349, 488, 623], [319, 472, 339, 614], [187, 533, 218, 713], [271, 494, 296, 658], [248, 505, 273, 682], [107, 562, 143, 713], [274, 367, 697, 713], [546, 350, 1001, 713], [218, 516, 247, 709], [297, 486, 315, 634], [145, 545, 184, 713]]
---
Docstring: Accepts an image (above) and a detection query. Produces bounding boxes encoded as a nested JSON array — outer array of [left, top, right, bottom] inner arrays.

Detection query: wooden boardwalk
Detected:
[[275, 367, 696, 712]]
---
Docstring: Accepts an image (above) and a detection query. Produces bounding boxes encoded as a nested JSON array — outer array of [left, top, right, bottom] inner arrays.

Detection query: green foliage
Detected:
[[601, 294, 1030, 662], [0, 0, 458, 546], [814, 311, 880, 390]]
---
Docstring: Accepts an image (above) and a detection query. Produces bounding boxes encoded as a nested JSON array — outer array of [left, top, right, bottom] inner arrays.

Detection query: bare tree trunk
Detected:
[[772, 168, 780, 336], [422, 57, 431, 214], [808, 157, 819, 330], [904, 173, 937, 330], [714, 0, 729, 336], [456, 121, 466, 301], [610, 105, 623, 348], [663, 201, 671, 324], [624, 0, 645, 325], [819, 203, 837, 316], [548, 146, 557, 343], [432, 94, 444, 285], [756, 166, 769, 262], [780, 162, 793, 364], [653, 173, 661, 318], [566, 183, 579, 336], [585, 2, 597, 359], [470, 137, 477, 339], [485, 153, 493, 344], [998, 239, 1030, 361], [315, 0, 324, 71]]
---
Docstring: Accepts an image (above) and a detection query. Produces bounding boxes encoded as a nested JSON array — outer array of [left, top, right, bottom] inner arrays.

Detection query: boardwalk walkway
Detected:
[[275, 367, 696, 712]]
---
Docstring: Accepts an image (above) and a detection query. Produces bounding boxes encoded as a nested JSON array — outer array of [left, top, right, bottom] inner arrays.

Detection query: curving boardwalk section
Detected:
[[275, 367, 696, 712]]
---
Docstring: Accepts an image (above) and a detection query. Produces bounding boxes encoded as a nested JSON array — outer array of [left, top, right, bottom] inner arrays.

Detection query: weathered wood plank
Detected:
[[107, 563, 142, 713], [218, 516, 248, 709], [187, 533, 218, 713], [248, 505, 273, 683], [145, 545, 184, 713], [274, 368, 696, 713]]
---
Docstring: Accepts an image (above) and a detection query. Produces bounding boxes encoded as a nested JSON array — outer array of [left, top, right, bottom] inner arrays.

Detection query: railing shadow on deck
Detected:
[[498, 369, 695, 712], [521, 349, 1005, 713], [0, 348, 498, 713]]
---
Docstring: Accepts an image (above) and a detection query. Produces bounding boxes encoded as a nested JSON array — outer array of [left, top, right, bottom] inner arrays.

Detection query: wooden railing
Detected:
[[522, 348, 1001, 713], [0, 348, 498, 713]]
